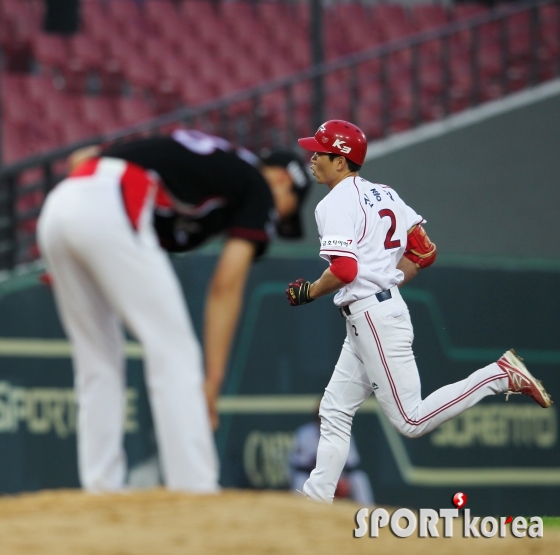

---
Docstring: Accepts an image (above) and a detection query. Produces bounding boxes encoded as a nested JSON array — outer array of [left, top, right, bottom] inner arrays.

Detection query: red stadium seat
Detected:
[[453, 4, 488, 21], [153, 78, 182, 113], [97, 58, 125, 96], [0, 13, 34, 71], [412, 4, 449, 31], [347, 20, 383, 54], [22, 74, 56, 103], [142, 36, 177, 66], [179, 78, 215, 107], [79, 96, 121, 130], [356, 100, 383, 140], [32, 33, 70, 73], [2, 88, 42, 122], [538, 4, 560, 79], [68, 35, 107, 71], [372, 4, 408, 26], [419, 62, 444, 96], [222, 0, 255, 19], [117, 96, 155, 126], [181, 0, 218, 22], [118, 50, 159, 93], [263, 57, 295, 81], [39, 90, 81, 124], [1, 72, 25, 99], [107, 0, 142, 25], [59, 118, 100, 144], [145, 0, 182, 36], [372, 4, 412, 41], [84, 13, 120, 49], [333, 3, 373, 25], [258, 1, 290, 27], [325, 95, 353, 124], [61, 57, 88, 93], [2, 120, 29, 163]]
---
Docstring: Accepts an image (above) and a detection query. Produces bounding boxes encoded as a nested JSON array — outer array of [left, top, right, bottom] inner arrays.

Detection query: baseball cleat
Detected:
[[496, 349, 553, 408]]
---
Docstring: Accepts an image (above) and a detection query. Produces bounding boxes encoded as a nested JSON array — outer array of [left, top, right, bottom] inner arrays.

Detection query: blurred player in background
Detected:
[[289, 405, 374, 506], [286, 119, 553, 503], [37, 129, 310, 492]]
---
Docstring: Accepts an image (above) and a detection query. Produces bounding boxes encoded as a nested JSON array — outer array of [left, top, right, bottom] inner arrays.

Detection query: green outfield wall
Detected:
[[0, 254, 558, 516]]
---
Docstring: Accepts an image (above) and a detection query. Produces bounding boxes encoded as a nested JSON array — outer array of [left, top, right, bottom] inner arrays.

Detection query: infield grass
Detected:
[[542, 517, 560, 529]]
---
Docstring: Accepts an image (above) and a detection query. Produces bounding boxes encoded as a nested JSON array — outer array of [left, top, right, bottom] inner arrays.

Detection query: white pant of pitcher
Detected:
[[303, 286, 507, 503], [37, 160, 219, 492]]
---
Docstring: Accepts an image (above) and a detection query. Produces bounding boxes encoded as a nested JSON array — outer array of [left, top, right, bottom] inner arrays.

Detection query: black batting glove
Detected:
[[286, 278, 314, 306]]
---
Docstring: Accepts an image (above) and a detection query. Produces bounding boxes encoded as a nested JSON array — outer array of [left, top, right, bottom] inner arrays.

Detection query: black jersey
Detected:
[[101, 130, 276, 257]]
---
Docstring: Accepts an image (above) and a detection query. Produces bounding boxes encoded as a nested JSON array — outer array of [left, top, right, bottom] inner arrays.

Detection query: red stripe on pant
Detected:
[[119, 162, 154, 231], [364, 310, 504, 427], [69, 157, 173, 231]]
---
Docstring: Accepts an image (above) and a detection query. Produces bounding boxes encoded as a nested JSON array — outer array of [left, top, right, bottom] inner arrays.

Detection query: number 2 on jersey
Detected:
[[378, 209, 401, 249]]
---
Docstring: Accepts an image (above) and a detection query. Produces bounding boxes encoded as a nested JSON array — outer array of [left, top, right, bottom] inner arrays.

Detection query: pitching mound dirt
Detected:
[[0, 489, 557, 555]]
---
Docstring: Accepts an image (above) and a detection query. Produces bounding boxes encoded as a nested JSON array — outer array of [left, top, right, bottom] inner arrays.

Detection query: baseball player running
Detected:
[[37, 129, 310, 492], [286, 120, 553, 504]]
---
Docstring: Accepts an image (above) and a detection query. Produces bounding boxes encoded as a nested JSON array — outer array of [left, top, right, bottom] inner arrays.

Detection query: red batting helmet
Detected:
[[298, 120, 367, 166]]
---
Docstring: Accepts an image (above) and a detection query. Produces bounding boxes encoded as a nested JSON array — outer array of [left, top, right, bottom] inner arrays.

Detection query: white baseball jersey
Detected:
[[304, 176, 510, 505], [315, 175, 423, 306]]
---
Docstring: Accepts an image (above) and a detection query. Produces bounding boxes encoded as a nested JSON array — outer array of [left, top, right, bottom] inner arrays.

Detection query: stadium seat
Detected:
[[41, 95, 80, 127], [119, 51, 159, 93], [356, 100, 383, 139], [258, 1, 290, 28], [32, 33, 70, 73], [179, 77, 215, 107], [0, 14, 34, 71], [419, 62, 444, 96], [538, 4, 560, 79], [84, 12, 120, 49], [96, 57, 124, 96], [22, 74, 55, 102], [3, 89, 42, 123], [2, 120, 28, 163], [59, 118, 100, 144], [107, 0, 142, 25], [372, 4, 413, 41], [412, 4, 449, 31], [117, 96, 155, 126], [79, 96, 121, 131], [453, 4, 488, 20], [1, 72, 25, 98], [145, 0, 181, 36], [68, 35, 106, 72]]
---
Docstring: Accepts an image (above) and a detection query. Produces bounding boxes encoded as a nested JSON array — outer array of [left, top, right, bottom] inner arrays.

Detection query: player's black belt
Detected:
[[339, 289, 392, 317]]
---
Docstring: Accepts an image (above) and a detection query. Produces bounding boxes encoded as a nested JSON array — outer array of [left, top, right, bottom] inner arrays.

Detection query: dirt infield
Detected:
[[0, 489, 557, 555]]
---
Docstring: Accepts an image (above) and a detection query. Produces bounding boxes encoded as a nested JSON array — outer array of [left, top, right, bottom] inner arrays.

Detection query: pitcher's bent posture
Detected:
[[38, 130, 311, 492]]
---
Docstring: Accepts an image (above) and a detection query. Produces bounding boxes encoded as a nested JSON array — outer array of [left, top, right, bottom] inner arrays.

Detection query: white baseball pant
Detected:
[[37, 158, 219, 492], [303, 285, 508, 503]]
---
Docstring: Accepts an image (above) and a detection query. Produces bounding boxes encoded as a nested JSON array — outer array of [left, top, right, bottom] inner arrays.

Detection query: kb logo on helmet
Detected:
[[332, 139, 352, 154]]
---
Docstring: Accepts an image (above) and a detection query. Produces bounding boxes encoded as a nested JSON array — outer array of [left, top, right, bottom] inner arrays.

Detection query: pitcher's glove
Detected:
[[286, 278, 314, 306]]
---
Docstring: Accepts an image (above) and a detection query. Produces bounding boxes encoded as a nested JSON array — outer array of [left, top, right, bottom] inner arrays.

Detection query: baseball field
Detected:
[[0, 489, 557, 555]]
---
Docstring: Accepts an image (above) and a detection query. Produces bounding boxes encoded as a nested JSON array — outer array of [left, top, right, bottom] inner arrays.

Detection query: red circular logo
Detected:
[[452, 492, 467, 508]]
